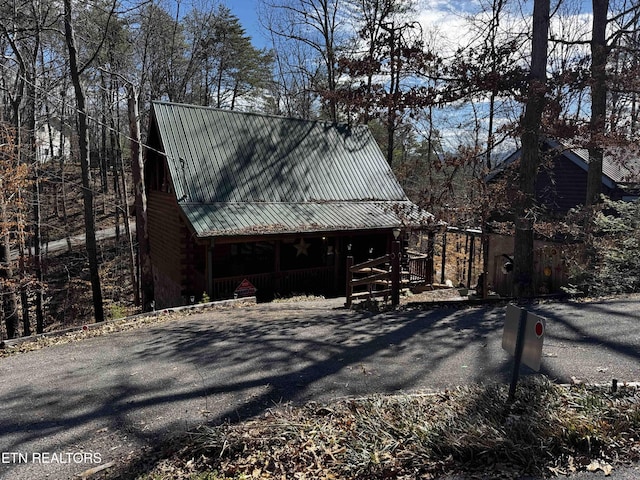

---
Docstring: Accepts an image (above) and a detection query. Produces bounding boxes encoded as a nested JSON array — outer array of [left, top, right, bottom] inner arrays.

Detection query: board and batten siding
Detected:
[[537, 154, 614, 213]]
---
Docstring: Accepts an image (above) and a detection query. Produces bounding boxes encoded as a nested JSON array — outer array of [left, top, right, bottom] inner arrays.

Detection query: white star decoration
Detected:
[[294, 238, 310, 256]]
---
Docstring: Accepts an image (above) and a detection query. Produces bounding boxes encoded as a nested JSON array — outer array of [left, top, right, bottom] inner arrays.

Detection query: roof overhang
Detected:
[[180, 201, 435, 239], [486, 138, 619, 189]]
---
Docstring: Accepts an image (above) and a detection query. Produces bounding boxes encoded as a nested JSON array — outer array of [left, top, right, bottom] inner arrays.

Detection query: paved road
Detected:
[[0, 296, 639, 479], [9, 222, 135, 260]]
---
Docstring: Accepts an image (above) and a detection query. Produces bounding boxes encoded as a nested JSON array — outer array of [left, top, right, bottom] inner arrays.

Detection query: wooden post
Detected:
[[346, 256, 354, 308], [508, 308, 528, 402], [440, 232, 447, 284], [464, 234, 469, 286], [274, 240, 281, 295], [482, 233, 490, 299], [391, 241, 400, 307], [207, 240, 214, 300], [467, 234, 475, 289], [426, 232, 435, 284]]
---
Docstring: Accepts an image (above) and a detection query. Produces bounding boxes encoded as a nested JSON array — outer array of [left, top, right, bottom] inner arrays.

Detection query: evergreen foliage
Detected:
[[565, 197, 640, 295]]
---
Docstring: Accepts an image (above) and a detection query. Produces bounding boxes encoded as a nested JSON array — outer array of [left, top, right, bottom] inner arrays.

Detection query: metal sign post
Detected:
[[502, 304, 546, 402]]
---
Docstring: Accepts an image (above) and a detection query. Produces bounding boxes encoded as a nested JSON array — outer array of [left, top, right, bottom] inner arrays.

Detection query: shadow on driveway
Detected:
[[1, 297, 638, 479]]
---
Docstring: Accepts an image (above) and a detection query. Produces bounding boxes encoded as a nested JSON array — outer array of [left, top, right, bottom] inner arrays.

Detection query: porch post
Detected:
[[332, 236, 339, 295], [467, 233, 475, 289], [426, 231, 435, 284], [391, 241, 401, 307], [207, 239, 214, 299], [440, 232, 447, 284], [346, 255, 354, 308], [275, 240, 281, 294]]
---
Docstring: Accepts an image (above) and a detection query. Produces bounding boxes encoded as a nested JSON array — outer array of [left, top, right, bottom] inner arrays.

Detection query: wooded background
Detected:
[[1, 0, 639, 337]]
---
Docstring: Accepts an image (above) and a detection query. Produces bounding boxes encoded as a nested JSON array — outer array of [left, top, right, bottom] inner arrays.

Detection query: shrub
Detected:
[[565, 197, 640, 295]]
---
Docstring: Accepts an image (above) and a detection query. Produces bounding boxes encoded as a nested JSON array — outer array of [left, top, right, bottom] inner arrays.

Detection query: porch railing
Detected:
[[211, 266, 335, 300], [346, 242, 401, 308], [407, 253, 431, 284]]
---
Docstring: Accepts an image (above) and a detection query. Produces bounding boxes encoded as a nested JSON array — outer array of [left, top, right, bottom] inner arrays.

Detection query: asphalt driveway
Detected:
[[1, 296, 639, 479]]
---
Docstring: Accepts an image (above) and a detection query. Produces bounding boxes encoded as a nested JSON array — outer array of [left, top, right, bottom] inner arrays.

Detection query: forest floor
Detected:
[[2, 163, 138, 339], [130, 381, 640, 480]]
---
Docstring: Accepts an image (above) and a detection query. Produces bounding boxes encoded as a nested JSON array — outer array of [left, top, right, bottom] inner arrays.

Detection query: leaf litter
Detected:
[[133, 377, 640, 479]]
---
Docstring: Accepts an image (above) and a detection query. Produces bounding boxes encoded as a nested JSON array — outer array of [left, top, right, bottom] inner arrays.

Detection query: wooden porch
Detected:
[[211, 266, 337, 301]]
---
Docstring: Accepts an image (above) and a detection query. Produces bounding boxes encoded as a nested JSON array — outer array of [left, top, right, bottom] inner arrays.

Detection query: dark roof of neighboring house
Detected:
[[486, 138, 640, 189], [150, 101, 433, 237], [570, 147, 640, 186]]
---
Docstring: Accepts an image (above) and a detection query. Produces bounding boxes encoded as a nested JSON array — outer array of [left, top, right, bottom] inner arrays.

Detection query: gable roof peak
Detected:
[[150, 101, 409, 205], [146, 101, 436, 237], [151, 100, 353, 129]]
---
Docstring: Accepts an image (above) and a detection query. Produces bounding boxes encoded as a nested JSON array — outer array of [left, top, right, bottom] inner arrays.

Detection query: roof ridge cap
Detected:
[[151, 100, 367, 128]]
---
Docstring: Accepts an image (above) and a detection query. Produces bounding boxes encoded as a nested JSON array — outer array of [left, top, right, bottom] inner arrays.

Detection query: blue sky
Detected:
[[225, 1, 267, 48], [224, 0, 594, 51]]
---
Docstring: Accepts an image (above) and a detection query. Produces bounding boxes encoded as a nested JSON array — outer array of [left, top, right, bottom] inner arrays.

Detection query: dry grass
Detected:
[[0, 300, 254, 358], [137, 377, 640, 479], [0, 311, 178, 358]]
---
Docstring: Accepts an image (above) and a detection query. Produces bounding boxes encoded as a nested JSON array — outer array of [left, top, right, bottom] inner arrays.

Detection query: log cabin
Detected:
[[144, 102, 434, 307]]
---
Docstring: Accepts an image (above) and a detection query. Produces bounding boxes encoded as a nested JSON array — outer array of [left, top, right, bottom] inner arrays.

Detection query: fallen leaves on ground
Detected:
[[129, 378, 640, 479], [0, 301, 254, 358]]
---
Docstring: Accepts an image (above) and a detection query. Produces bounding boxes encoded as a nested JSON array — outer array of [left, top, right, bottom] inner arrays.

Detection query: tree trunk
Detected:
[[108, 76, 121, 243], [99, 72, 109, 196], [113, 83, 139, 306], [25, 62, 43, 333], [58, 87, 72, 252], [31, 162, 44, 333], [513, 0, 550, 298], [1, 203, 19, 339], [63, 0, 104, 323], [128, 86, 154, 311], [585, 0, 609, 206]]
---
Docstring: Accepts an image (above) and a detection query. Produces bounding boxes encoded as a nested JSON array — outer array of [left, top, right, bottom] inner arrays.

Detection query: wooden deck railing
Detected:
[[211, 266, 335, 300], [407, 253, 430, 284], [346, 242, 401, 308]]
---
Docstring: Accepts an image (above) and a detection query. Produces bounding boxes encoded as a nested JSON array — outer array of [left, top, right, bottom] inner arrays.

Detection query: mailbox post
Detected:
[[502, 304, 546, 402]]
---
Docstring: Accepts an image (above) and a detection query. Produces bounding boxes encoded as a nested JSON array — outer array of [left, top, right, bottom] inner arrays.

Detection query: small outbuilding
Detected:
[[144, 102, 433, 307]]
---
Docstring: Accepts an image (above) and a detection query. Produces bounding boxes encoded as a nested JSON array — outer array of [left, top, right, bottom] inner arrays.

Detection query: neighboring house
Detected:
[[35, 117, 72, 163], [144, 101, 434, 307], [484, 138, 639, 296], [487, 138, 640, 215]]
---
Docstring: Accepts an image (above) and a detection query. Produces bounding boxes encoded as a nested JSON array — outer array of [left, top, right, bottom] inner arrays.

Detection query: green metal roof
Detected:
[[150, 102, 433, 237], [181, 201, 432, 237]]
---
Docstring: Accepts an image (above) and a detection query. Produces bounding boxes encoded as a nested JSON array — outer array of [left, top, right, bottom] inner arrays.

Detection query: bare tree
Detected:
[[0, 124, 30, 339], [513, 0, 550, 297], [585, 0, 609, 206], [264, 22, 320, 118], [260, 0, 345, 120], [0, 0, 51, 333], [586, 0, 640, 205], [62, 0, 113, 323], [128, 84, 154, 311]]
